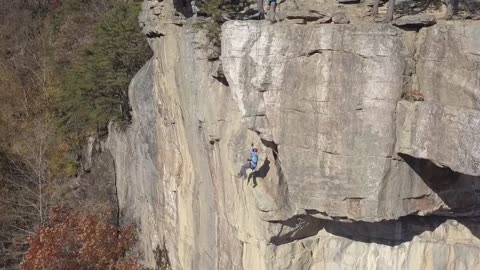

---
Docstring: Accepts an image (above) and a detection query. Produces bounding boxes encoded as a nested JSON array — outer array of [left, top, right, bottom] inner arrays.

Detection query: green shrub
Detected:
[[55, 0, 152, 142], [48, 141, 79, 177], [202, 0, 223, 19]]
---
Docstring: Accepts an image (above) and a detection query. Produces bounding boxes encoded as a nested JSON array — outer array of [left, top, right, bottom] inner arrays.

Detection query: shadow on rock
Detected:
[[270, 154, 480, 246], [248, 158, 271, 187], [270, 214, 480, 246], [399, 153, 480, 215]]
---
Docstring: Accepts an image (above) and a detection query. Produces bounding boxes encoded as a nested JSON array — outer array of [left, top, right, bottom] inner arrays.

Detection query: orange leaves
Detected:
[[21, 207, 139, 270], [402, 89, 425, 102]]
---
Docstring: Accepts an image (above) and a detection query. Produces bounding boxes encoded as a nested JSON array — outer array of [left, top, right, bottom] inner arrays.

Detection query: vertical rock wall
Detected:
[[107, 1, 480, 269]]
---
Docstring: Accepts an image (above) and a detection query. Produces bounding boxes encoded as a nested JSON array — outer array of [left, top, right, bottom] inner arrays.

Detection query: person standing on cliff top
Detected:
[[257, 0, 277, 22], [266, 0, 277, 22], [257, 0, 266, 19], [238, 144, 259, 178]]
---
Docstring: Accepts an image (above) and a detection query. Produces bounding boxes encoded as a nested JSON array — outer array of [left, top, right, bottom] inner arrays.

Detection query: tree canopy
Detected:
[[55, 0, 151, 140]]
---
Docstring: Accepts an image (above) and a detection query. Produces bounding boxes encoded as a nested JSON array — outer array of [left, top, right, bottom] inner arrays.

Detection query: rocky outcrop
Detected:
[[285, 10, 331, 23], [52, 137, 118, 223], [106, 1, 480, 269], [221, 20, 480, 222], [393, 14, 436, 27], [222, 21, 420, 221], [397, 101, 480, 176]]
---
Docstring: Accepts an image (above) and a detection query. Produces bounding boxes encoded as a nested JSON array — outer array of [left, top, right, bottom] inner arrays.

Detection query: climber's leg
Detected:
[[257, 0, 265, 19], [239, 162, 251, 177], [269, 0, 277, 22], [252, 174, 257, 187]]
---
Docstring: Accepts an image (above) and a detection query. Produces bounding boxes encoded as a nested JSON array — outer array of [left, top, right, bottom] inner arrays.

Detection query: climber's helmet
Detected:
[[253, 148, 258, 152]]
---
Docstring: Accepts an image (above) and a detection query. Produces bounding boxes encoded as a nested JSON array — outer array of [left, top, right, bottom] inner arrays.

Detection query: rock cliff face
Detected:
[[107, 0, 480, 269]]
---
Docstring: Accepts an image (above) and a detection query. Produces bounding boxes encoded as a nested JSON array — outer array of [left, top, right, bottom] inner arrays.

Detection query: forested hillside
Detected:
[[0, 0, 151, 268]]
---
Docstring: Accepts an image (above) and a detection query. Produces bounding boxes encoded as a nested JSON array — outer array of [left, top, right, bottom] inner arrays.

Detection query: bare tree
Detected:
[[385, 0, 396, 22], [257, 0, 265, 18], [0, 121, 52, 268], [372, 0, 381, 17]]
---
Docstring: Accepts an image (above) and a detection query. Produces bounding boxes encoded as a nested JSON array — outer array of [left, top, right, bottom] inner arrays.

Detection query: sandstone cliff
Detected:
[[107, 0, 480, 269]]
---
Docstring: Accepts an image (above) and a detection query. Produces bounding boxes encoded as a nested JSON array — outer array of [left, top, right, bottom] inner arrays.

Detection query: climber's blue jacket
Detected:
[[250, 148, 258, 168]]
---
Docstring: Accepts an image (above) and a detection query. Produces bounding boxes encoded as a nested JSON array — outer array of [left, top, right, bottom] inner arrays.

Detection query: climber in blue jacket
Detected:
[[238, 144, 259, 178]]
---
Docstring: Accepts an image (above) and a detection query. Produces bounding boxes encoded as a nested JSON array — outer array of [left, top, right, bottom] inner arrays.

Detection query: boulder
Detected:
[[332, 12, 350, 24], [393, 14, 436, 27], [286, 10, 330, 22]]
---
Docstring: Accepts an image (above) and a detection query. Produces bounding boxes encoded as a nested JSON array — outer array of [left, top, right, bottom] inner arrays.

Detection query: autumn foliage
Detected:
[[21, 208, 139, 270]]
